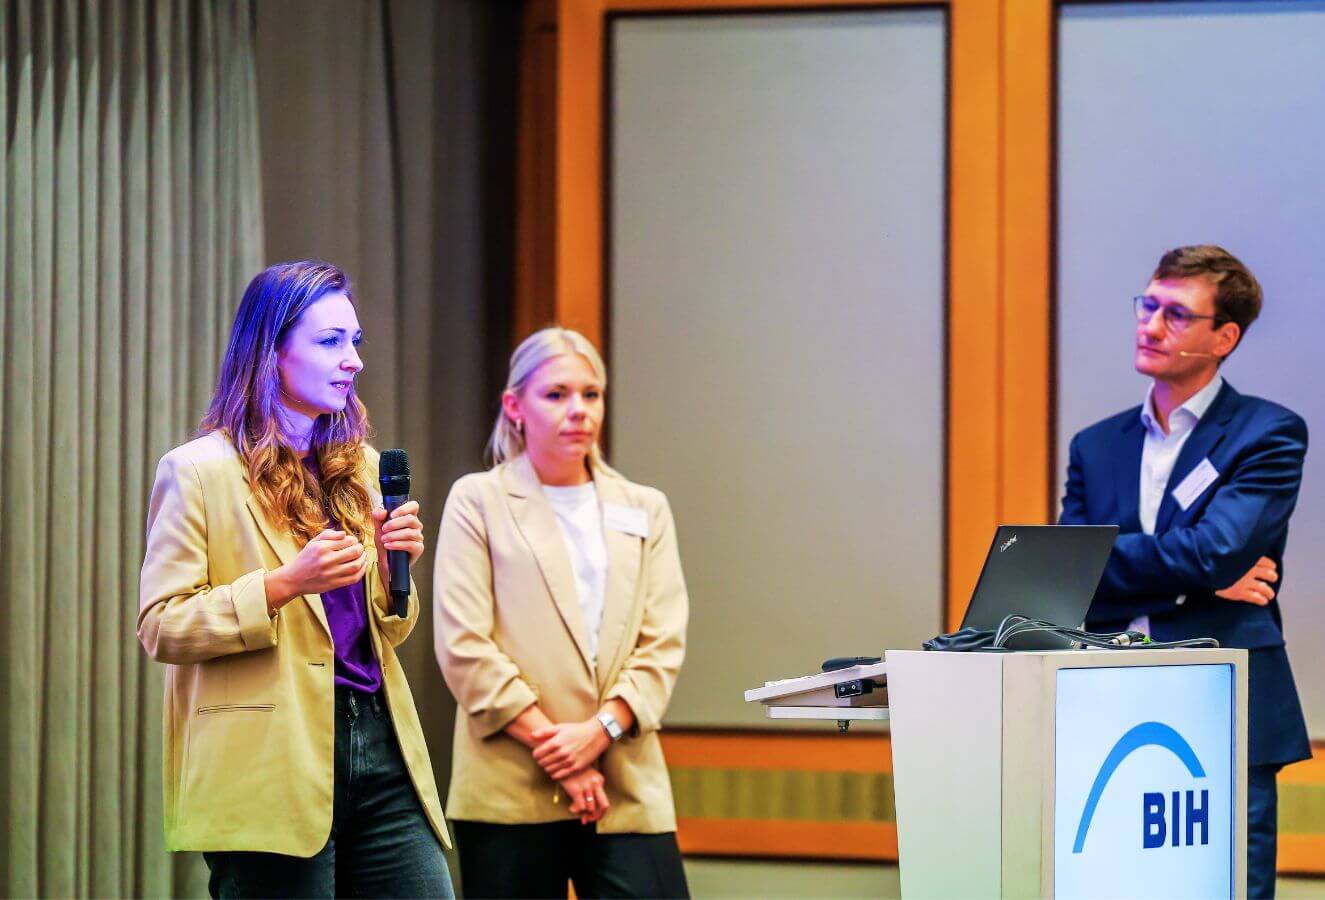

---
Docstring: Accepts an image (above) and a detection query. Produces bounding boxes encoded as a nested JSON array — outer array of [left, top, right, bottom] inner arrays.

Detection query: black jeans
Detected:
[[204, 687, 454, 899], [452, 819, 689, 899]]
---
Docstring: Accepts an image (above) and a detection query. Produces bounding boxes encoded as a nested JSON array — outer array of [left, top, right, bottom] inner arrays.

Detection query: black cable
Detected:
[[990, 615, 1219, 651], [1008, 625, 1216, 650]]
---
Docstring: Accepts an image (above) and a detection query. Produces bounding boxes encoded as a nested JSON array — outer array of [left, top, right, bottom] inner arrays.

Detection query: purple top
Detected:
[[302, 457, 382, 694]]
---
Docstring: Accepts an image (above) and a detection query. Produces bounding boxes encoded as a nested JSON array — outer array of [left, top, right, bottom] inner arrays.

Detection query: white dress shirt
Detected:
[[542, 481, 608, 665], [1128, 373, 1224, 632]]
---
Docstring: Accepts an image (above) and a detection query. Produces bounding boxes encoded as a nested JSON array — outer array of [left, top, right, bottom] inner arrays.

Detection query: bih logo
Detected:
[[1072, 721, 1210, 853]]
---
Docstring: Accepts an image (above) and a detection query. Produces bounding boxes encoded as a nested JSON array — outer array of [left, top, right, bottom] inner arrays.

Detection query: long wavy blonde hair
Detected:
[[487, 327, 609, 469], [200, 260, 374, 544]]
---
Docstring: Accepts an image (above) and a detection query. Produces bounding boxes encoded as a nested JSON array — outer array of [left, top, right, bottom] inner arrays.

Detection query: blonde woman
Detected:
[[138, 261, 452, 898], [434, 328, 690, 898]]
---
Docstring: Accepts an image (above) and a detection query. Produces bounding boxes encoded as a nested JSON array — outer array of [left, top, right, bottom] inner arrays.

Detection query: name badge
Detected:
[[1172, 457, 1220, 511], [603, 502, 649, 539]]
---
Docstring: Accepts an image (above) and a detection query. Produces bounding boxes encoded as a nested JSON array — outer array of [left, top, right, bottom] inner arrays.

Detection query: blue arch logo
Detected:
[[1072, 721, 1205, 853]]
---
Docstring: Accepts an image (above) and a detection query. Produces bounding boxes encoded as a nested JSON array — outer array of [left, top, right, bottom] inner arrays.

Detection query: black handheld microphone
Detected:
[[378, 449, 411, 618]]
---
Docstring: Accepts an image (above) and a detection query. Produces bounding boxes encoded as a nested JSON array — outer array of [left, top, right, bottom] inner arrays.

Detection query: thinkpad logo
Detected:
[[1000, 534, 1018, 553]]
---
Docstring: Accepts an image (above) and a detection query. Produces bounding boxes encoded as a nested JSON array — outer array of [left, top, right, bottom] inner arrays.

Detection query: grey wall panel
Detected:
[[1057, 2, 1325, 733], [609, 12, 946, 726]]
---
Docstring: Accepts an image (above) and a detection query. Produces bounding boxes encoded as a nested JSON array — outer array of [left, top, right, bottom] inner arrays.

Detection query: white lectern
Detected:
[[747, 648, 1248, 899]]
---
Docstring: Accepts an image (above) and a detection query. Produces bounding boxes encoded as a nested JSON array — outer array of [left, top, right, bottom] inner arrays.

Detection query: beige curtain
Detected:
[[0, 0, 264, 896]]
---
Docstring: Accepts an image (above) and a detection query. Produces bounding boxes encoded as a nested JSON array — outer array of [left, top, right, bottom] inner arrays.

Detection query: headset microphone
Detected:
[[1178, 350, 1219, 358]]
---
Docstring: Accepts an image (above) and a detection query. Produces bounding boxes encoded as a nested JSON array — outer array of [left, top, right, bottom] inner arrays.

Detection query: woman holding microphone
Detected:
[[138, 260, 452, 898], [434, 327, 690, 898]]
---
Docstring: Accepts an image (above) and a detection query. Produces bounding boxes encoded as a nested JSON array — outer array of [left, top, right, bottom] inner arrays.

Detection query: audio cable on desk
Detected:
[[990, 614, 1220, 651]]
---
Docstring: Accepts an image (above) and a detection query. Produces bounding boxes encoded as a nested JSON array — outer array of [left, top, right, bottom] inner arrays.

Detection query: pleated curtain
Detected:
[[0, 0, 264, 895]]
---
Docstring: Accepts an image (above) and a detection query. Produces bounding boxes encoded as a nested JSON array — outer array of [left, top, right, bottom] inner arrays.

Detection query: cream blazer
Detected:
[[433, 454, 688, 833], [137, 431, 450, 855]]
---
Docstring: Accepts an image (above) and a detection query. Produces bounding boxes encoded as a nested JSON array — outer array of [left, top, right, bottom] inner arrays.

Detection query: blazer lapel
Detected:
[[502, 456, 595, 677], [245, 494, 332, 640], [593, 473, 642, 690], [1113, 414, 1145, 534], [1155, 382, 1238, 533]]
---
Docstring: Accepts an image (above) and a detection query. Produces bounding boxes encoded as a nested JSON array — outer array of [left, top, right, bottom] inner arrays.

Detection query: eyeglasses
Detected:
[[1133, 295, 1226, 333]]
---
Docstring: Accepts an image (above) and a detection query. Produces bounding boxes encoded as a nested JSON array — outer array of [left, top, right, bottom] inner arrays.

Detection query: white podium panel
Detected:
[[1055, 664, 1235, 898]]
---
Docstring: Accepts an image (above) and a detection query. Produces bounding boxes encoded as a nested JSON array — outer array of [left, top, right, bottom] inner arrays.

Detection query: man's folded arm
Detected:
[[1099, 412, 1306, 600]]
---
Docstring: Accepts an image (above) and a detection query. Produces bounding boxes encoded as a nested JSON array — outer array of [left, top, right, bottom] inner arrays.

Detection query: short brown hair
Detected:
[[1152, 245, 1262, 352]]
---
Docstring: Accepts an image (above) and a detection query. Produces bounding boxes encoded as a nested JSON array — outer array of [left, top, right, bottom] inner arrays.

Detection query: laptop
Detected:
[[959, 524, 1119, 650]]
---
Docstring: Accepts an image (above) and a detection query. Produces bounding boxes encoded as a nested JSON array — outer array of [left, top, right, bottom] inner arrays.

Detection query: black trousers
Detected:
[[1248, 764, 1282, 900], [452, 819, 689, 900]]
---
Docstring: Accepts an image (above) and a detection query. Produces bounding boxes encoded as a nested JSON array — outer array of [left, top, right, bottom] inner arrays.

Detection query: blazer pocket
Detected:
[[181, 704, 281, 813], [196, 703, 277, 715]]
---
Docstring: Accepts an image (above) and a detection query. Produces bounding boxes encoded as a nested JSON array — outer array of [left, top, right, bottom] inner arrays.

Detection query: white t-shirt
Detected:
[[542, 482, 608, 665]]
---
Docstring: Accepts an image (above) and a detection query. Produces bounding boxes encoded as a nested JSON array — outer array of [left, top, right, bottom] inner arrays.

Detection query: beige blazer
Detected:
[[138, 431, 450, 855], [433, 454, 688, 833]]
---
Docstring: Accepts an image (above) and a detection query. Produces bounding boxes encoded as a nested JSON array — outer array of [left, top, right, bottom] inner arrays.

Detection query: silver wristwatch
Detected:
[[596, 711, 625, 742]]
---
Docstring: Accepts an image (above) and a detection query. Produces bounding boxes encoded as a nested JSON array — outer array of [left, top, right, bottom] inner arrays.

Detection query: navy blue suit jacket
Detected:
[[1059, 381, 1310, 766]]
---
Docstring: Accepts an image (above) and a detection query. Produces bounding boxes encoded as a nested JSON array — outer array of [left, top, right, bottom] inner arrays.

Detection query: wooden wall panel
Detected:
[[946, 0, 1005, 629], [515, 0, 559, 340], [1000, 0, 1054, 529], [659, 732, 1325, 872], [554, 0, 606, 347]]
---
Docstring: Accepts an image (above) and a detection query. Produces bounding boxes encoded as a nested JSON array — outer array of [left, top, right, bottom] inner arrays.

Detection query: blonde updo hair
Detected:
[[486, 327, 609, 468]]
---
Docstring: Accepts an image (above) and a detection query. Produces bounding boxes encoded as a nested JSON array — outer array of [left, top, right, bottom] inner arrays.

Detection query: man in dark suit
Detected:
[[1059, 245, 1310, 899]]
